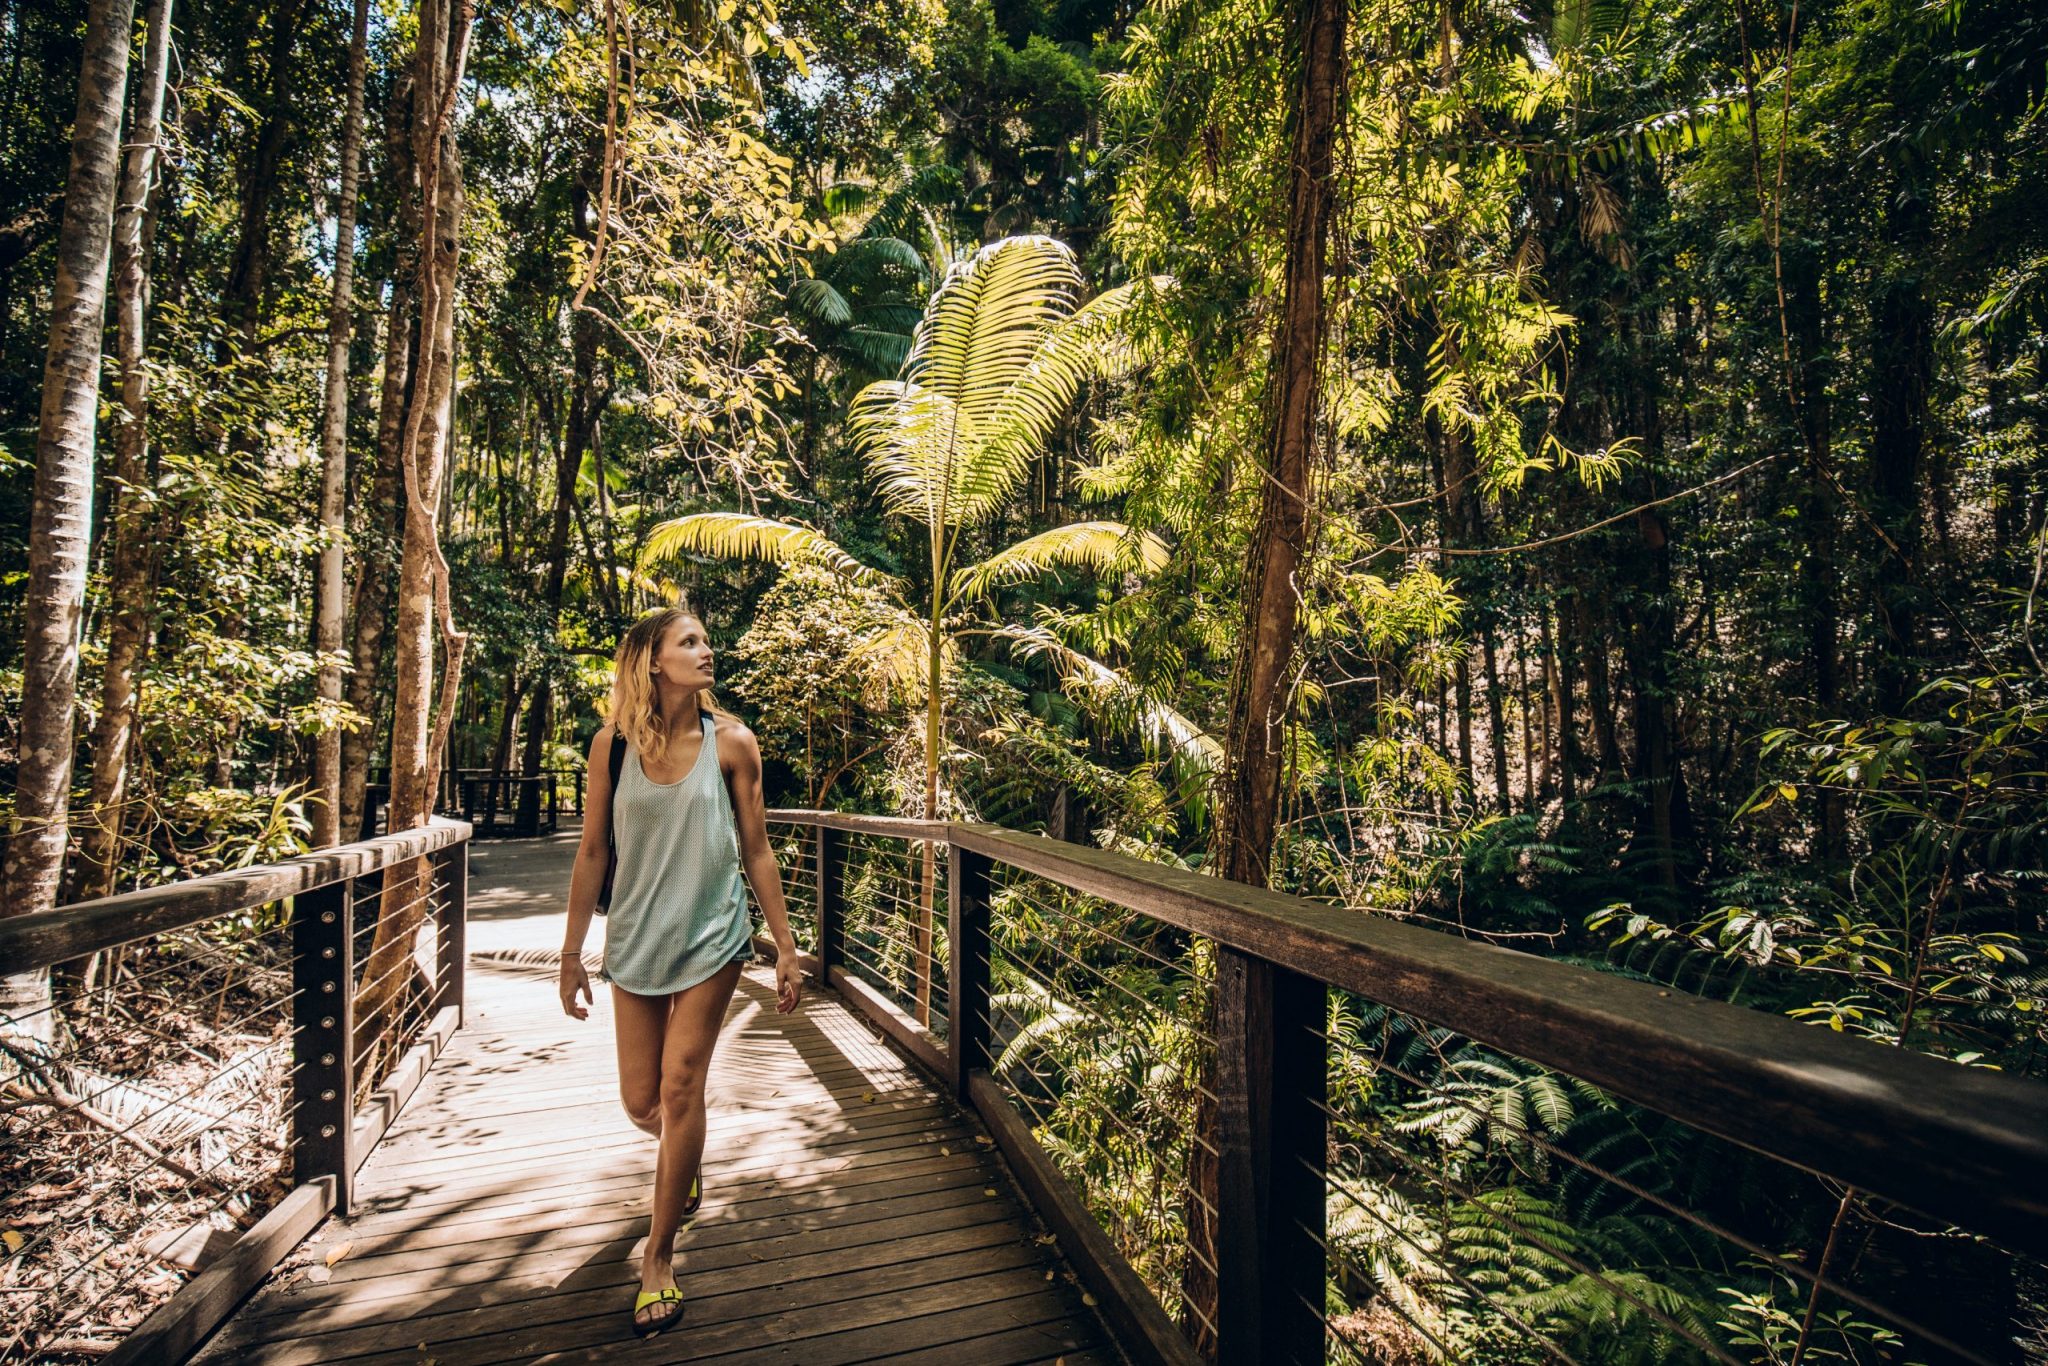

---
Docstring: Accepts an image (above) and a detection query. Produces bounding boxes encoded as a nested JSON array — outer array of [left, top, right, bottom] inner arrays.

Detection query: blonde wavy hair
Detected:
[[605, 607, 735, 760]]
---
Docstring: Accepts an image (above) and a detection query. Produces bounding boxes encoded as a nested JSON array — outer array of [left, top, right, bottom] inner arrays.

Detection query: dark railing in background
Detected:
[[359, 767, 583, 840], [0, 819, 470, 1364], [764, 810, 2048, 1366]]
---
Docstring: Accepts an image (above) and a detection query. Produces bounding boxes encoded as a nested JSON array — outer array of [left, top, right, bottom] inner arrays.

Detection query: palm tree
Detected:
[[646, 234, 1169, 1022]]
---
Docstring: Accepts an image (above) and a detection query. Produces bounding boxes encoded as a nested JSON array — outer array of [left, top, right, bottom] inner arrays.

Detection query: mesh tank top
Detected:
[[599, 713, 753, 995]]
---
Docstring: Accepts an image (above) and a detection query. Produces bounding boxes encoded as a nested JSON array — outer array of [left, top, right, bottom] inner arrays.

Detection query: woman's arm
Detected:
[[559, 725, 616, 1019], [721, 721, 802, 1013]]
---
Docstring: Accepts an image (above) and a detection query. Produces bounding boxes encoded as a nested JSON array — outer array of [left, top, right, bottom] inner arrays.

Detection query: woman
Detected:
[[557, 607, 803, 1339]]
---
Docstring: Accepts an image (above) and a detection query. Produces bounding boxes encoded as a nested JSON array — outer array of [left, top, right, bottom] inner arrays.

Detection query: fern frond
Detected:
[[641, 512, 901, 594], [954, 521, 1170, 602]]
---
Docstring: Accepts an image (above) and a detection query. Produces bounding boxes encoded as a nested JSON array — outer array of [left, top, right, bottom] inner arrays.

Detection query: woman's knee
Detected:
[[620, 1081, 661, 1134], [657, 1054, 709, 1121]]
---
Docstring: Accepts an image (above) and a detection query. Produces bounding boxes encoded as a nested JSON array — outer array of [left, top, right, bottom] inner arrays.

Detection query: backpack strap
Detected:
[[597, 729, 629, 916]]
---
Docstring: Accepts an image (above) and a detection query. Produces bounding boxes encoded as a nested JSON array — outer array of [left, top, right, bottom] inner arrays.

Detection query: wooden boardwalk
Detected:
[[196, 829, 1121, 1365]]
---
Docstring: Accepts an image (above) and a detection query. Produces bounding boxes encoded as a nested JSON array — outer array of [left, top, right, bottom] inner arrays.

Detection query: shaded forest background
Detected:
[[6, 0, 2043, 1059]]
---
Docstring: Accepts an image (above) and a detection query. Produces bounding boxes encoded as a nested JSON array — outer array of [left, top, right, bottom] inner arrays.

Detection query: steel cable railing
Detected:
[[0, 819, 470, 1363], [759, 810, 2048, 1366]]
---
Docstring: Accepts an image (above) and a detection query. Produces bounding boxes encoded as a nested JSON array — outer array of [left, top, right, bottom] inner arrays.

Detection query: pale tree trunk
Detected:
[[312, 0, 372, 849], [2, 0, 133, 1042], [340, 76, 421, 842], [355, 0, 472, 1078], [77, 0, 172, 900], [1186, 0, 1344, 1348]]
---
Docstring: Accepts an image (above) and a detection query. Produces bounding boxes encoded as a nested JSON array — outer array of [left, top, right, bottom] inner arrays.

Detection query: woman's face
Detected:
[[650, 616, 715, 689]]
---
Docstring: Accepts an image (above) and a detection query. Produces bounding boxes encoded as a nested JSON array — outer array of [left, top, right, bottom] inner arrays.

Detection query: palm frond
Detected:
[[787, 276, 854, 328], [849, 613, 952, 704], [847, 381, 974, 529], [953, 521, 1171, 602], [998, 623, 1220, 771], [641, 512, 899, 592]]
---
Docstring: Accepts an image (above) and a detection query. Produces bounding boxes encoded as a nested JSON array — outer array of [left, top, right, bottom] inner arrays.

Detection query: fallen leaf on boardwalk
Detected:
[[1034, 1234, 1057, 1246], [2, 1230, 23, 1253], [861, 1091, 875, 1103], [303, 1266, 332, 1284], [324, 1242, 352, 1266], [982, 1188, 998, 1197], [1081, 1292, 1099, 1307], [938, 1145, 950, 1155], [1043, 1269, 1055, 1282], [974, 1135, 993, 1146]]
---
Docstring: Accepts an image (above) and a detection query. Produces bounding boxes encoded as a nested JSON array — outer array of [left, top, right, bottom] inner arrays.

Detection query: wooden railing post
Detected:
[[1211, 948, 1326, 1365], [292, 878, 355, 1215], [948, 842, 993, 1102], [433, 837, 468, 1024], [816, 825, 846, 978]]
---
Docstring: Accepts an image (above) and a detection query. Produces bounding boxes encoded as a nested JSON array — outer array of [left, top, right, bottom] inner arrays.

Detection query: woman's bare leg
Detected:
[[610, 984, 666, 1137], [641, 961, 744, 1306]]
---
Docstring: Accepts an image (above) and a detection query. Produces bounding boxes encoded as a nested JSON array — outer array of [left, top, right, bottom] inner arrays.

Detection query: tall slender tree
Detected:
[[312, 0, 373, 849], [77, 0, 173, 897], [1, 0, 133, 1032], [1188, 0, 1346, 1349]]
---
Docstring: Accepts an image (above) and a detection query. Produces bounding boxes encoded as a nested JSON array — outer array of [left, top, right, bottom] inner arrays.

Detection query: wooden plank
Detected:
[[331, 1158, 995, 1262], [969, 1069, 1201, 1366], [945, 820, 2048, 1256], [208, 1213, 1038, 1358], [105, 1177, 336, 1366], [341, 1133, 972, 1231], [320, 1180, 1010, 1286], [855, 1314, 1112, 1366], [349, 1003, 458, 1172], [347, 1264, 1075, 1366], [223, 1231, 1052, 1365], [0, 818, 471, 972], [699, 1279, 1101, 1366], [830, 965, 949, 1078], [230, 1197, 1020, 1329], [864, 1329, 1114, 1366]]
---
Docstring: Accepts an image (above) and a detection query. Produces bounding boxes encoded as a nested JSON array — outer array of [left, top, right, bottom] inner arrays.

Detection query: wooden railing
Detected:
[[361, 768, 584, 839], [0, 819, 471, 1364], [763, 810, 2048, 1366]]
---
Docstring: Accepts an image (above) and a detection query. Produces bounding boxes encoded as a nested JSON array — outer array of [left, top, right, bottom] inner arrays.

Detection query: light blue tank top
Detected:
[[600, 713, 754, 995]]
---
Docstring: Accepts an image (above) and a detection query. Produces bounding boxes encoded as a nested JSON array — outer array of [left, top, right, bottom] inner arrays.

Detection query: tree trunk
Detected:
[[1190, 0, 1345, 1348], [340, 75, 422, 842], [77, 0, 172, 900], [312, 0, 372, 849], [1481, 628, 1511, 814], [2, 0, 133, 1041], [1867, 181, 1931, 717], [356, 0, 472, 1078], [218, 0, 312, 349], [517, 309, 600, 832]]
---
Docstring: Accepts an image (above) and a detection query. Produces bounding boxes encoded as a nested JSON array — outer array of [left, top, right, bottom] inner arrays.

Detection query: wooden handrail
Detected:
[[0, 817, 473, 975], [8, 822, 472, 1365], [765, 810, 2048, 1263]]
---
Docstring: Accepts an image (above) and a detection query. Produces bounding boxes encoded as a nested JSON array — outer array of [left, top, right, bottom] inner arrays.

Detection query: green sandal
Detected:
[[681, 1172, 702, 1218], [633, 1285, 685, 1338]]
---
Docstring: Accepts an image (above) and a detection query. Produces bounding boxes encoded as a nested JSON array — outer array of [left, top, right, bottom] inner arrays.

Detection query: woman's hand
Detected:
[[559, 954, 592, 1020], [774, 945, 802, 1014]]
